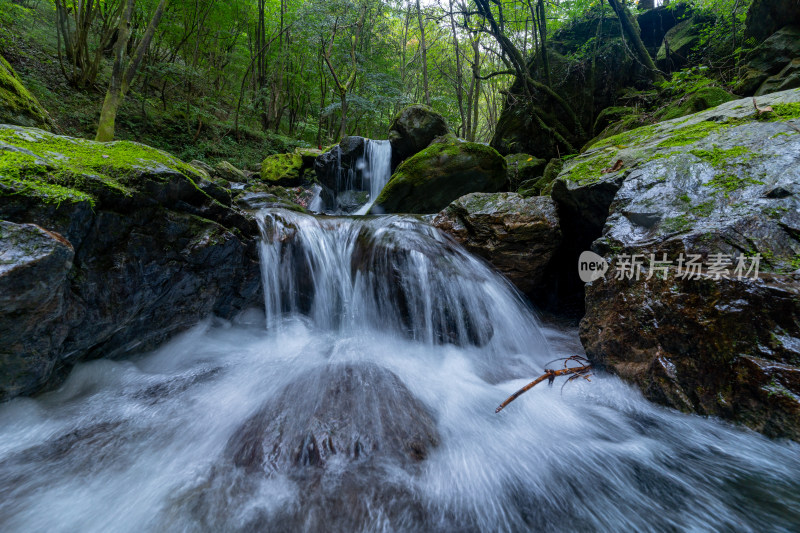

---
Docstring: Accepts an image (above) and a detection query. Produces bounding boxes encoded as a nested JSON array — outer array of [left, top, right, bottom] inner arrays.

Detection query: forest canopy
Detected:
[[0, 0, 753, 165]]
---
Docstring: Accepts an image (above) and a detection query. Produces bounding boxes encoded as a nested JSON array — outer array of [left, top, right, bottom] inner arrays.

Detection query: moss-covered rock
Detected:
[[657, 86, 734, 121], [551, 88, 800, 440], [734, 25, 800, 96], [505, 153, 547, 190], [371, 139, 506, 214], [214, 160, 247, 183], [656, 18, 704, 72], [388, 104, 449, 165], [0, 125, 261, 401], [0, 55, 52, 131], [261, 152, 304, 186]]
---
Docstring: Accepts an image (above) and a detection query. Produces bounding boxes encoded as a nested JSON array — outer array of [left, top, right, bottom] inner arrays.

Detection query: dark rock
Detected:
[[433, 192, 562, 300], [638, 4, 691, 55], [505, 153, 547, 190], [756, 57, 800, 96], [744, 0, 800, 41], [491, 11, 650, 161], [313, 135, 367, 192], [388, 104, 449, 165], [552, 88, 800, 440], [0, 55, 52, 130], [0, 125, 262, 400], [735, 25, 800, 96], [371, 138, 506, 214], [0, 222, 74, 399], [169, 362, 439, 532]]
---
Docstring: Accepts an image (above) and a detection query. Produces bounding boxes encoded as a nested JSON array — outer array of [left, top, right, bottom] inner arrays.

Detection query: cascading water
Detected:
[[0, 208, 799, 532], [323, 139, 392, 214]]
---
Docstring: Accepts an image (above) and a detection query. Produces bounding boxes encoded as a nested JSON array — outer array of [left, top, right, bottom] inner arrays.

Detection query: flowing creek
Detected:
[[0, 209, 798, 532]]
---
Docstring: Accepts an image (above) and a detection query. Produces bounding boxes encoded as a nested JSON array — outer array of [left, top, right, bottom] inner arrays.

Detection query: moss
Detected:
[[657, 120, 728, 148], [662, 214, 692, 233], [563, 150, 617, 185], [592, 124, 657, 149], [0, 126, 209, 206], [705, 173, 764, 196], [689, 201, 714, 217], [689, 145, 751, 167], [658, 87, 734, 122], [261, 153, 303, 183], [763, 103, 800, 121], [0, 55, 51, 130]]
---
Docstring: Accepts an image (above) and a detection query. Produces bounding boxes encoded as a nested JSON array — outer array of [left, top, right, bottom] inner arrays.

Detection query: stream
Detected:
[[0, 209, 799, 532]]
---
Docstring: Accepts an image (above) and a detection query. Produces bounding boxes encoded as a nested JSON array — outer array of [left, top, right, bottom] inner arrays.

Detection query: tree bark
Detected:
[[607, 0, 663, 83], [96, 0, 167, 142], [416, 0, 430, 106]]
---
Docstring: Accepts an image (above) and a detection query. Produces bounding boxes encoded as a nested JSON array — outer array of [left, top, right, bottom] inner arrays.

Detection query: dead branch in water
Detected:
[[495, 355, 593, 413]]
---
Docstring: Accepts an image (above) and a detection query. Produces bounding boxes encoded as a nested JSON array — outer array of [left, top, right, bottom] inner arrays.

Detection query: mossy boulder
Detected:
[[0, 125, 261, 400], [734, 25, 800, 96], [756, 58, 800, 96], [593, 106, 637, 135], [261, 152, 305, 186], [550, 88, 800, 440], [214, 160, 247, 183], [388, 104, 449, 165], [0, 55, 52, 130], [657, 86, 735, 121], [505, 153, 547, 190], [656, 18, 704, 72], [371, 139, 506, 214], [519, 157, 564, 197]]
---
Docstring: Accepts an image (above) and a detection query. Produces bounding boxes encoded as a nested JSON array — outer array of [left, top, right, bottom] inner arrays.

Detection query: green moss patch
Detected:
[[0, 126, 207, 207], [0, 55, 52, 130]]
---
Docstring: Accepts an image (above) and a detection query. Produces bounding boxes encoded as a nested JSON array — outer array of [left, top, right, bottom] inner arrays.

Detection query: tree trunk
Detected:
[[416, 0, 430, 106], [96, 0, 167, 142], [607, 0, 663, 83]]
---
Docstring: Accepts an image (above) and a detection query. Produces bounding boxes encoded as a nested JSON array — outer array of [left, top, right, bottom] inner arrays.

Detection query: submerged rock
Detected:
[[433, 192, 562, 301], [0, 125, 262, 400], [172, 362, 438, 531], [552, 88, 800, 439], [371, 138, 506, 214], [388, 104, 449, 165]]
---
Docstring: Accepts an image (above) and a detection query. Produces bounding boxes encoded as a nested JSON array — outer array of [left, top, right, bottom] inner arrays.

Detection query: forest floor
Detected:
[[1, 5, 307, 171]]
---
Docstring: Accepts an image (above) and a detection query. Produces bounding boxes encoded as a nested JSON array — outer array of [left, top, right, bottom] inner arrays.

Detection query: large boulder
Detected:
[[0, 222, 74, 399], [433, 192, 562, 300], [313, 135, 366, 192], [735, 25, 800, 96], [388, 104, 449, 165], [744, 0, 800, 41], [371, 138, 506, 214], [552, 88, 800, 440], [0, 125, 262, 400], [0, 55, 52, 130], [261, 152, 305, 186], [655, 16, 710, 72], [168, 362, 439, 531]]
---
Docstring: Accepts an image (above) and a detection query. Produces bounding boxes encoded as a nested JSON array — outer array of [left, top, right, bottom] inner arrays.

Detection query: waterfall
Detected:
[[0, 209, 798, 532], [354, 139, 392, 215]]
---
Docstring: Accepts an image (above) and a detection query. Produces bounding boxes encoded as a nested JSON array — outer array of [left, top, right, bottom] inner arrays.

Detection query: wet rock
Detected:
[[433, 192, 562, 300], [174, 362, 438, 532], [0, 222, 74, 399], [0, 125, 262, 400], [388, 104, 449, 165], [313, 135, 367, 192], [0, 55, 52, 130], [552, 88, 800, 439], [371, 138, 506, 214]]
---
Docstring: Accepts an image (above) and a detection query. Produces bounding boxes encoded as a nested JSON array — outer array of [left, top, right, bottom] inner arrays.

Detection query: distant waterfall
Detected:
[[354, 139, 392, 215]]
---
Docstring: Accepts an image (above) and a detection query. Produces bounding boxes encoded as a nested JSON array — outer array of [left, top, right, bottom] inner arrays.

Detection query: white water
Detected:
[[353, 139, 393, 215], [1, 209, 799, 532]]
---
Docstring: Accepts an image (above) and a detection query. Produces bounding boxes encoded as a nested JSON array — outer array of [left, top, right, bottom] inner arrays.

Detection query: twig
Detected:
[[495, 355, 593, 413]]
